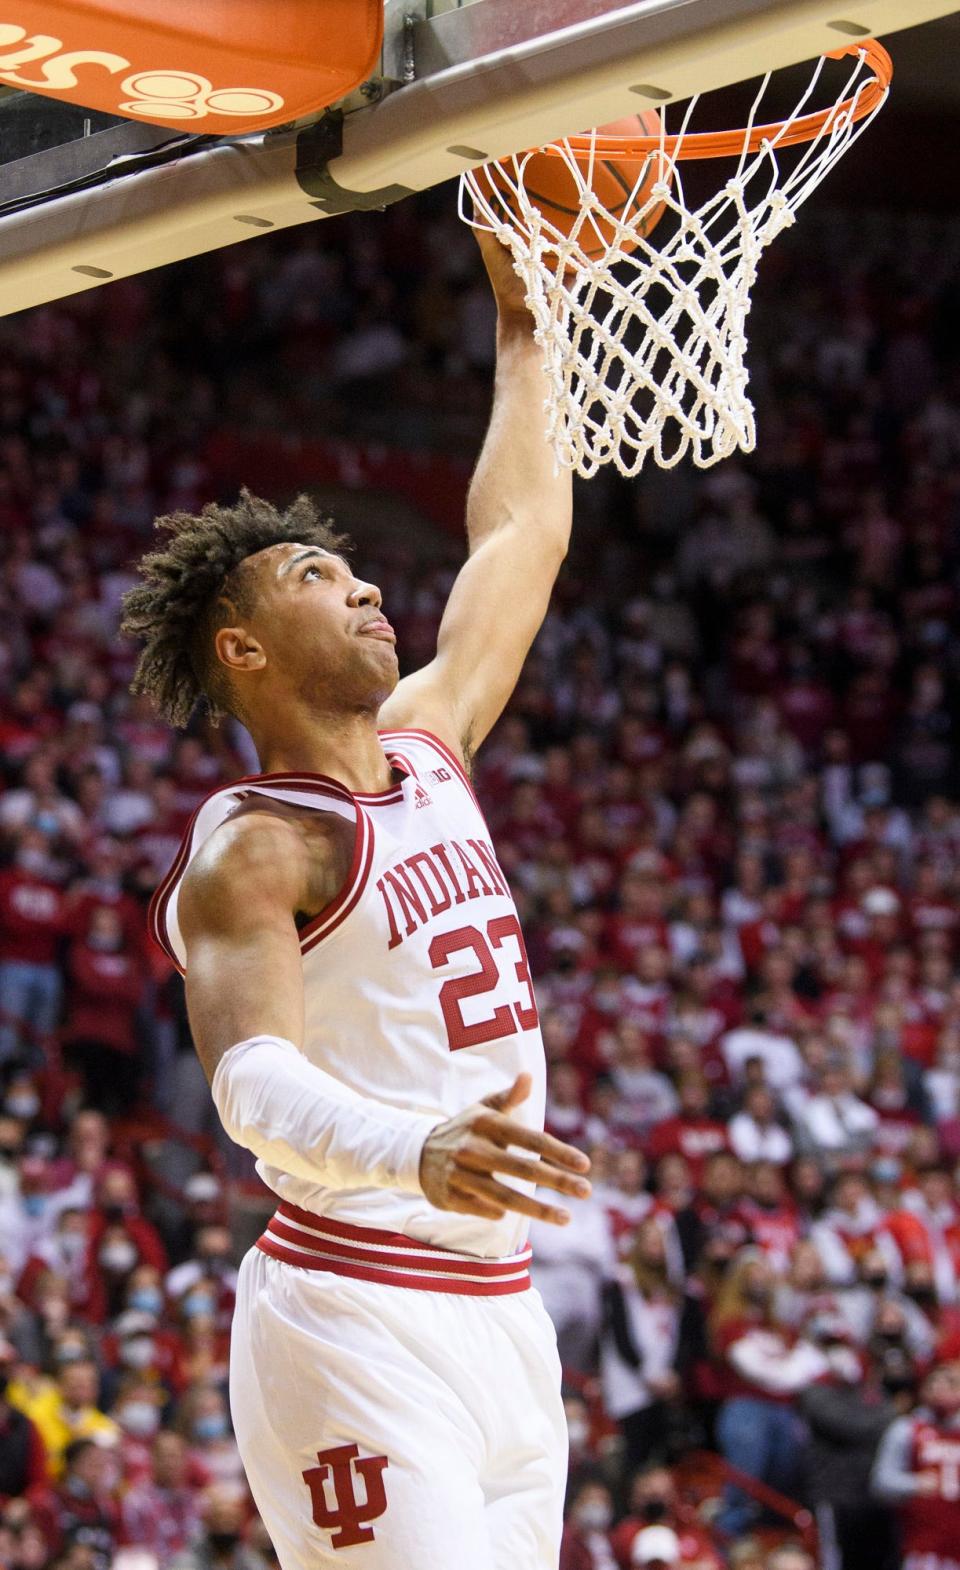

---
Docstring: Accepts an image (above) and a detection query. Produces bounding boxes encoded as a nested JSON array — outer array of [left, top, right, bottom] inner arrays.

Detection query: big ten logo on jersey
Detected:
[[0, 24, 284, 119], [376, 836, 539, 1051], [302, 1444, 389, 1550]]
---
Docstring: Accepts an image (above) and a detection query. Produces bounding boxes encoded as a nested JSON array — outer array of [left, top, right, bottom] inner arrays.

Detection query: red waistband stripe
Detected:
[[256, 1204, 531, 1295]]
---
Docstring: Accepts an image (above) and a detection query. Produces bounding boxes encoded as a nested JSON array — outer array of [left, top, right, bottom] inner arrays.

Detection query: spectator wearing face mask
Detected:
[[122, 1431, 205, 1567], [3, 1071, 43, 1130], [16, 1209, 90, 1315], [560, 1475, 618, 1570], [0, 827, 68, 1066], [610, 1464, 723, 1570], [872, 1361, 960, 1569], [83, 1172, 167, 1325], [112, 1375, 168, 1486], [179, 1388, 243, 1491], [798, 1327, 902, 1570], [100, 1310, 179, 1412], [27, 1436, 120, 1570], [0, 1155, 77, 1275], [838, 1266, 936, 1366], [165, 1228, 236, 1335]]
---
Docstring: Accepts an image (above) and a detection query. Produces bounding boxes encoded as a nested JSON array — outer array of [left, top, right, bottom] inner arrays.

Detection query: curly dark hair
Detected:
[[120, 488, 348, 729]]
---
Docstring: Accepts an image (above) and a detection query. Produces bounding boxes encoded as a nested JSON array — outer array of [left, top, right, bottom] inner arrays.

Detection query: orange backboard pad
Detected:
[[0, 2, 383, 133]]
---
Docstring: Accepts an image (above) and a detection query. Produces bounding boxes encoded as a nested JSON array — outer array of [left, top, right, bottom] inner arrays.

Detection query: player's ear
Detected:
[[215, 625, 266, 674]]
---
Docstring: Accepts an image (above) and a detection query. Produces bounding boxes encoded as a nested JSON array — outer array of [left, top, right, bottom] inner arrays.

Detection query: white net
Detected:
[[461, 44, 891, 477]]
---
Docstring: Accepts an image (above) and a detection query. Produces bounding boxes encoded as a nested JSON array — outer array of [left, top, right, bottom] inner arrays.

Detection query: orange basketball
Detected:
[[477, 113, 668, 263]]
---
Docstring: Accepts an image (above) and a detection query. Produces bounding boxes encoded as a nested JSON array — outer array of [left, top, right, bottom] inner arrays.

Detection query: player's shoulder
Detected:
[[179, 801, 314, 928]]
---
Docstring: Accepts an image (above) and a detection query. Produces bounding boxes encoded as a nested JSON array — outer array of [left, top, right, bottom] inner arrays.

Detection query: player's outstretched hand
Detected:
[[419, 1072, 592, 1226]]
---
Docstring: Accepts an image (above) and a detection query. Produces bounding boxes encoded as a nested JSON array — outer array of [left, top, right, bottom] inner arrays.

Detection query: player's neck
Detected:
[[252, 708, 395, 793]]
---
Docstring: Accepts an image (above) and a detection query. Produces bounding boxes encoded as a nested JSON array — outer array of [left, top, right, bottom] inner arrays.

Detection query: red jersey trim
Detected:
[[147, 730, 469, 971], [257, 1207, 532, 1294], [147, 773, 360, 974], [378, 728, 485, 815], [299, 809, 375, 955]]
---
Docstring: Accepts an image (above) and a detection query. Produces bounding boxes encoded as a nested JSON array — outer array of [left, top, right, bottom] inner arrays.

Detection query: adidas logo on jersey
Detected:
[[413, 784, 432, 809]]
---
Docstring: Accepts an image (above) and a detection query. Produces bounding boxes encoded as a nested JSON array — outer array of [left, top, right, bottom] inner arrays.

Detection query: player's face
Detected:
[[247, 543, 399, 711]]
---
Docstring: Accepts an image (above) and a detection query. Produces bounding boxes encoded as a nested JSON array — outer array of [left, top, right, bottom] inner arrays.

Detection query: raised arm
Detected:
[[178, 810, 590, 1220], [379, 230, 572, 762]]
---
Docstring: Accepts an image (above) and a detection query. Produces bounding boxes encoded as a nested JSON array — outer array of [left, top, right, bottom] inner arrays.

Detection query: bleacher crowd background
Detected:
[[0, 189, 958, 1570]]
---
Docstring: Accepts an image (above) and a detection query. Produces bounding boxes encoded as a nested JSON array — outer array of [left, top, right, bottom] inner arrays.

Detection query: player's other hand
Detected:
[[473, 226, 531, 322], [419, 1071, 591, 1226]]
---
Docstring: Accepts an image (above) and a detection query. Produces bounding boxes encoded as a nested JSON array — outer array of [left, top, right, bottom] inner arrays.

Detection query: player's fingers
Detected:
[[457, 1140, 591, 1198], [446, 1174, 506, 1220], [477, 1113, 591, 1172], [456, 1171, 571, 1227], [479, 1072, 532, 1116]]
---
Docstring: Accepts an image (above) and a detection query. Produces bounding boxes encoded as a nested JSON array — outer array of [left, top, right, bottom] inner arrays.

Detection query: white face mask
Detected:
[[567, 1418, 590, 1450], [100, 1241, 138, 1273], [5, 1093, 40, 1119], [58, 1233, 86, 1264], [576, 1501, 613, 1534], [118, 1400, 160, 1439], [120, 1337, 156, 1370]]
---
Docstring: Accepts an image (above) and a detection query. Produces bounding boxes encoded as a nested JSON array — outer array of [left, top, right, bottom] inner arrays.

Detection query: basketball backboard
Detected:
[[0, 0, 958, 318]]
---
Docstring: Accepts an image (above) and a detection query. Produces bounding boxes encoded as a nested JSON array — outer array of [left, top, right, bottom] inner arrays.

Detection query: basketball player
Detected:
[[120, 230, 592, 1570]]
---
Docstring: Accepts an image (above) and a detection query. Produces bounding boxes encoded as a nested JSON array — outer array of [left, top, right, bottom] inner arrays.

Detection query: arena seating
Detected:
[[0, 197, 957, 1570]]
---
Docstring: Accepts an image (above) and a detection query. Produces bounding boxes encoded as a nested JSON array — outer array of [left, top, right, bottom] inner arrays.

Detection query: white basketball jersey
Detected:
[[150, 729, 546, 1258]]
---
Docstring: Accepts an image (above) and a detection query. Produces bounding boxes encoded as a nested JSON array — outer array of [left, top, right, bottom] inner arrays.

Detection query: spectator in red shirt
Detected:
[[61, 906, 146, 1116], [0, 829, 66, 1066], [121, 1430, 203, 1566], [81, 1170, 168, 1324], [646, 1075, 729, 1182], [64, 839, 146, 962]]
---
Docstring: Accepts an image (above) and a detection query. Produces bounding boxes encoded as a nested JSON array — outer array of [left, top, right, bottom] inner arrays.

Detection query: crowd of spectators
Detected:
[[0, 181, 958, 1570]]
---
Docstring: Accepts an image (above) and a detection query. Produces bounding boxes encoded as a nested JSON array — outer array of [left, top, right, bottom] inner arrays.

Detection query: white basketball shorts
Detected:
[[229, 1204, 568, 1569]]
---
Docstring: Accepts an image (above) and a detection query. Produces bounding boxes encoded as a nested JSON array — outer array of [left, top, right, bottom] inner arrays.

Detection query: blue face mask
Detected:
[[128, 1287, 163, 1316], [194, 1413, 228, 1443], [22, 1193, 46, 1218], [182, 1292, 215, 1320]]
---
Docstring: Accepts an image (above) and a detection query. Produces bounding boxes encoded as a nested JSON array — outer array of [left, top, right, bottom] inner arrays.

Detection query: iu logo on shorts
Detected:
[[302, 1444, 389, 1549]]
